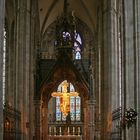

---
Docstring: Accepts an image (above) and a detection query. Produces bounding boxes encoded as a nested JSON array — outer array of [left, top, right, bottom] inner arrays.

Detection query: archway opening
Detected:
[[47, 80, 83, 136]]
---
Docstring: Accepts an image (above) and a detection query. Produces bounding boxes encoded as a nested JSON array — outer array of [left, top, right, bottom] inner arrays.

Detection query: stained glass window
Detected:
[[62, 31, 71, 41], [60, 30, 82, 60], [73, 31, 82, 60], [70, 97, 75, 121], [56, 97, 61, 121], [76, 97, 81, 121], [56, 80, 81, 121]]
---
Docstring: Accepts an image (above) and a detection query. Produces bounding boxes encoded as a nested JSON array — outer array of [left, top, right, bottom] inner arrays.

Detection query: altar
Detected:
[[48, 135, 82, 140]]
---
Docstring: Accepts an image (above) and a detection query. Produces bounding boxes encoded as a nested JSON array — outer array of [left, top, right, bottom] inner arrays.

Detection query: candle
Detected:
[[73, 127, 75, 135], [59, 127, 62, 136], [78, 127, 80, 132], [68, 127, 70, 136], [73, 127, 75, 131], [49, 127, 51, 136], [49, 127, 51, 132], [54, 127, 56, 136], [78, 127, 80, 136]]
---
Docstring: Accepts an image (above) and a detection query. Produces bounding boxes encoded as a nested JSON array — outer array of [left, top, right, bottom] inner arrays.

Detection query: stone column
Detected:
[[15, 0, 34, 140], [88, 65, 96, 140], [30, 0, 40, 139], [96, 6, 102, 140], [0, 0, 5, 139], [122, 0, 140, 140], [42, 102, 48, 140], [101, 0, 119, 139], [15, 0, 31, 139], [88, 100, 96, 140], [34, 100, 41, 140], [134, 1, 140, 139], [83, 101, 88, 140]]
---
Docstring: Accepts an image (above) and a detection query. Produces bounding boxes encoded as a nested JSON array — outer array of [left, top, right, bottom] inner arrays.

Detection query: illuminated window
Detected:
[[3, 28, 6, 104], [56, 80, 81, 121], [73, 31, 82, 60], [61, 30, 82, 60], [56, 97, 61, 121], [62, 31, 71, 41]]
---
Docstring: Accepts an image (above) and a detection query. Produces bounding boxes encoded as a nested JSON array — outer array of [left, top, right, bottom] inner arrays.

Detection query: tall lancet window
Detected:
[[3, 27, 6, 104], [73, 31, 82, 60], [56, 80, 81, 121]]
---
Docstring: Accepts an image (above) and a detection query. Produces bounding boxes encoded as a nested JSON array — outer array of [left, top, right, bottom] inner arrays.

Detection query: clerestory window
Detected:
[[3, 27, 6, 105]]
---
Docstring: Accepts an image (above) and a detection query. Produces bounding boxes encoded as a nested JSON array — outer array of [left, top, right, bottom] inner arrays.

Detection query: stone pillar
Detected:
[[101, 0, 119, 139], [88, 65, 96, 140], [15, 0, 32, 139], [88, 100, 96, 140], [96, 6, 102, 140], [30, 0, 40, 139], [0, 0, 5, 139], [42, 102, 48, 140], [83, 101, 88, 140], [122, 0, 140, 139], [34, 100, 41, 140], [134, 1, 140, 139]]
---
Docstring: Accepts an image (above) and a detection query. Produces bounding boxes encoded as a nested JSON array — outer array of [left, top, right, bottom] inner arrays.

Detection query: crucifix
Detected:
[[51, 80, 79, 116]]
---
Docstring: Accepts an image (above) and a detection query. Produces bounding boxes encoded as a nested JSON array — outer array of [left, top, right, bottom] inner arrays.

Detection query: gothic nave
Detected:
[[0, 0, 140, 140]]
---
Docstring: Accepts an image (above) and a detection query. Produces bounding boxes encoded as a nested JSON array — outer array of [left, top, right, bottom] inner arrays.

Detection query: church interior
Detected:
[[0, 0, 140, 140]]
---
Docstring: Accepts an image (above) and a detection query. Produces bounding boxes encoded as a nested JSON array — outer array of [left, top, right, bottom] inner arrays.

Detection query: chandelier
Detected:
[[51, 80, 79, 116]]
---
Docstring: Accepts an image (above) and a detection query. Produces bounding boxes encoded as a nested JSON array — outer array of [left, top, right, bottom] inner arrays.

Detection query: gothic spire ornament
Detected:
[[55, 0, 76, 51]]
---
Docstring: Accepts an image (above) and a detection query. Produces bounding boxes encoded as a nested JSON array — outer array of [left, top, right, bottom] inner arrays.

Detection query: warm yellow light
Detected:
[[51, 80, 79, 116]]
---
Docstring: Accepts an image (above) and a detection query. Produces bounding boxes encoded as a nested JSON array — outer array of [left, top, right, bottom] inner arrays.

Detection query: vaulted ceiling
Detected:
[[38, 0, 100, 35]]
